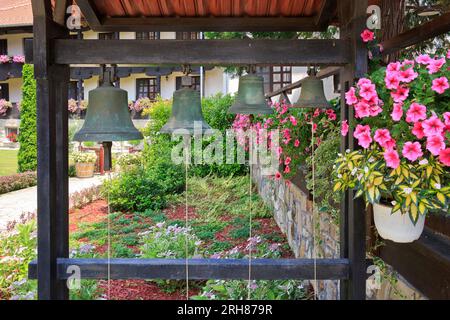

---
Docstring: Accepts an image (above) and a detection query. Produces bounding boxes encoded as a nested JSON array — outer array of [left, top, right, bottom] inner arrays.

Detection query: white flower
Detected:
[[364, 167, 369, 174], [369, 157, 375, 163], [351, 168, 357, 176], [346, 149, 351, 153], [338, 174, 343, 179], [419, 159, 429, 165], [404, 188, 413, 195], [391, 201, 397, 206], [434, 183, 441, 190]]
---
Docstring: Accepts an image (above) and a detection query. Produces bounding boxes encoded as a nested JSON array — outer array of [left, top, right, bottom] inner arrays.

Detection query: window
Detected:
[[136, 78, 159, 101], [176, 32, 202, 40], [0, 83, 9, 100], [99, 32, 117, 40], [68, 81, 80, 100], [0, 39, 7, 55], [176, 76, 201, 92], [136, 32, 160, 40], [271, 66, 292, 92], [256, 66, 292, 93]]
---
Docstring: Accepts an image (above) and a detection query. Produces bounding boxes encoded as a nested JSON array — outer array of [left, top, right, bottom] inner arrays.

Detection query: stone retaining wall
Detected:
[[252, 164, 426, 300]]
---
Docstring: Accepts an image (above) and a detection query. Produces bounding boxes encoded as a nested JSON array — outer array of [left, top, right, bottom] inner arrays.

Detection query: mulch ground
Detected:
[[69, 200, 294, 300]]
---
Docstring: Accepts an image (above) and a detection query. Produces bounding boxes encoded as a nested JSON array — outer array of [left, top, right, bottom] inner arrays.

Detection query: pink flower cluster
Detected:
[[0, 55, 25, 64], [345, 78, 383, 119]]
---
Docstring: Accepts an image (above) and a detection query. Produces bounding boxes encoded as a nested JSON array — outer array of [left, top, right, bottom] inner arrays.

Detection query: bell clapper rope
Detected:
[[184, 135, 190, 300], [247, 114, 255, 300], [107, 170, 112, 300]]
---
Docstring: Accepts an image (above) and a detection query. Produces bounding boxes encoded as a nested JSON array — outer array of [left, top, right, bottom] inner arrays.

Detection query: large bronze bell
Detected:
[[293, 74, 332, 110], [228, 74, 273, 115], [73, 71, 143, 142], [160, 76, 211, 134]]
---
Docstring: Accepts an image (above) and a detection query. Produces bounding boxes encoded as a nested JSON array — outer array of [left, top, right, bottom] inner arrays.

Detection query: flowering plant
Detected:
[[6, 132, 17, 143], [68, 99, 88, 114], [129, 97, 153, 113], [0, 55, 25, 64], [232, 100, 339, 181], [71, 152, 97, 164], [334, 45, 450, 224], [0, 99, 13, 116], [116, 152, 142, 168]]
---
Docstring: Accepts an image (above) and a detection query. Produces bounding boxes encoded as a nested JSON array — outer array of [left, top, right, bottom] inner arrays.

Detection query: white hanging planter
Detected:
[[373, 203, 425, 243]]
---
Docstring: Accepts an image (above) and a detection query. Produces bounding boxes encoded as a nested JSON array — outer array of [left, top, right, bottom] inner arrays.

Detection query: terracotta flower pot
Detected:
[[373, 203, 425, 243], [75, 163, 95, 178]]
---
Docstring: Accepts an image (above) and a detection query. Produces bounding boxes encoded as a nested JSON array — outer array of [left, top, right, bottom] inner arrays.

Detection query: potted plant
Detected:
[[72, 152, 97, 178], [0, 99, 13, 119], [334, 50, 450, 243]]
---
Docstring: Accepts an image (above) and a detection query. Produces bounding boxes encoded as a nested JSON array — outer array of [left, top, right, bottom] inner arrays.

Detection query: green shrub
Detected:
[[140, 222, 202, 259], [0, 221, 37, 300], [103, 168, 167, 212], [18, 64, 37, 172]]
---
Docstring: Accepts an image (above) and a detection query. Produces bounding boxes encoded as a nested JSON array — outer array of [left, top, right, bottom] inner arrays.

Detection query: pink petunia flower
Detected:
[[341, 120, 349, 137], [406, 103, 427, 123], [357, 133, 373, 149], [391, 103, 403, 121], [361, 29, 375, 43], [412, 122, 425, 139], [402, 142, 423, 162], [444, 112, 450, 133], [422, 115, 445, 137], [285, 157, 292, 166], [427, 58, 446, 74], [354, 124, 371, 139], [284, 166, 291, 174], [289, 115, 298, 126], [399, 67, 418, 83], [426, 135, 446, 156], [359, 83, 377, 101], [432, 77, 449, 94], [387, 62, 401, 73], [294, 139, 300, 148], [354, 101, 371, 118], [275, 172, 282, 180], [391, 86, 409, 103], [385, 72, 400, 90], [384, 149, 400, 169], [384, 138, 397, 151], [439, 148, 450, 166], [345, 87, 358, 105], [416, 54, 432, 65], [374, 129, 393, 149]]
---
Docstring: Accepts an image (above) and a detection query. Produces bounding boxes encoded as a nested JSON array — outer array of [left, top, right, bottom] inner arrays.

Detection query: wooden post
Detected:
[[32, 0, 70, 300], [338, 0, 368, 300]]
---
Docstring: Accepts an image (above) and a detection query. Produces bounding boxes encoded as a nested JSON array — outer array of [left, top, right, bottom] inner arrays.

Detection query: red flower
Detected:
[[361, 29, 375, 43]]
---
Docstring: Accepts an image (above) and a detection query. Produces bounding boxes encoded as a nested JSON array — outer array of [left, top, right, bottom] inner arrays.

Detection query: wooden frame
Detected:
[[30, 0, 369, 300]]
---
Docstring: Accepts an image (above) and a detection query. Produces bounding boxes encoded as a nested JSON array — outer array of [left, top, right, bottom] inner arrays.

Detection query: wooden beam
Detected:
[[86, 16, 325, 32], [77, 0, 101, 29], [53, 0, 68, 26], [315, 0, 338, 28], [28, 258, 351, 281], [32, 0, 70, 300], [51, 39, 351, 66], [381, 11, 450, 55]]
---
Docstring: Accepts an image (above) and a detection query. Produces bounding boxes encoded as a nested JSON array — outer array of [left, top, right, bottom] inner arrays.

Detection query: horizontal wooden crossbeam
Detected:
[[41, 39, 350, 66], [381, 11, 450, 55], [29, 258, 350, 280]]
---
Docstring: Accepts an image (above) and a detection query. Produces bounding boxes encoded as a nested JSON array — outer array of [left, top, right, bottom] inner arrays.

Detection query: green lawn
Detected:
[[0, 150, 18, 176]]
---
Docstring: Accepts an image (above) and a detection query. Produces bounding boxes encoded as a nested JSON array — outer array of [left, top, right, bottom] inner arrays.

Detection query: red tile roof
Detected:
[[0, 0, 33, 27]]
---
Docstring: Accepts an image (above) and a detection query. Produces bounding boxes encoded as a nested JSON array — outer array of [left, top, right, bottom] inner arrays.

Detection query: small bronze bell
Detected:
[[74, 68, 143, 171], [228, 74, 273, 115], [294, 69, 332, 109], [160, 76, 211, 134], [74, 71, 143, 142]]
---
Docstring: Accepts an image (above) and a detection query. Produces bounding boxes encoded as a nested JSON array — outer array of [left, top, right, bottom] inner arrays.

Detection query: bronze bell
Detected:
[[73, 71, 143, 142], [160, 76, 211, 134], [228, 74, 273, 115], [293, 75, 332, 109]]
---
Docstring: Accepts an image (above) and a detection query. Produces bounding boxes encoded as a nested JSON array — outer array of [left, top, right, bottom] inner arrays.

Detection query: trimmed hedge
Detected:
[[18, 64, 37, 173], [0, 172, 37, 195]]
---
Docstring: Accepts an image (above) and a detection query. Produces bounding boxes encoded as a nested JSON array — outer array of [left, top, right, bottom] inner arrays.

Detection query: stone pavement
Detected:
[[0, 176, 105, 232]]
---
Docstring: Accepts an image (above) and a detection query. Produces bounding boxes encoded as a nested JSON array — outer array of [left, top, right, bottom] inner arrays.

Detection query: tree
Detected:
[[18, 64, 37, 172]]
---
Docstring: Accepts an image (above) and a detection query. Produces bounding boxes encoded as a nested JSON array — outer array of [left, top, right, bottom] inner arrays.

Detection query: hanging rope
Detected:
[[185, 136, 190, 300], [107, 171, 112, 300], [247, 122, 254, 300], [311, 112, 318, 300]]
